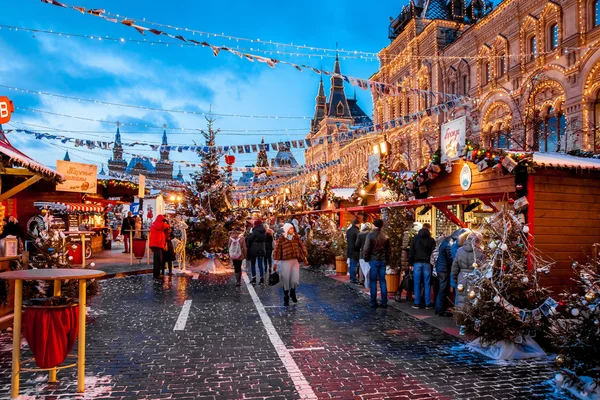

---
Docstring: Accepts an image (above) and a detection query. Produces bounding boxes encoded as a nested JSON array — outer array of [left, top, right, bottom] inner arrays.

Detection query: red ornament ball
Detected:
[[225, 155, 236, 165]]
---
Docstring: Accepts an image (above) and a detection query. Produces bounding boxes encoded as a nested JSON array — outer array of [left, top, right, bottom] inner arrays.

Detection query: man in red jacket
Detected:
[[149, 215, 170, 278]]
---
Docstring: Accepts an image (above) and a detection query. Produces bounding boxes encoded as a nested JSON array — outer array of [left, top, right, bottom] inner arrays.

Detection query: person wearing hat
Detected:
[[247, 219, 267, 284], [363, 219, 391, 308], [346, 218, 361, 284], [273, 223, 307, 306]]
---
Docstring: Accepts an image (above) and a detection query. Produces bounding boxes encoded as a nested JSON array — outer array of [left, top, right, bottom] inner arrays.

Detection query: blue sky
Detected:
[[1, 0, 403, 178]]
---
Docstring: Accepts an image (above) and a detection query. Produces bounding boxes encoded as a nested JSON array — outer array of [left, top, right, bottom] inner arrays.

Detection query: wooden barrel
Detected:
[[335, 256, 348, 275], [385, 273, 401, 293]]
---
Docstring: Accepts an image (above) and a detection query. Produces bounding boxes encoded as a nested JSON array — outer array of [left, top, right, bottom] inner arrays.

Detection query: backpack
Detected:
[[229, 237, 243, 259], [430, 236, 445, 267]]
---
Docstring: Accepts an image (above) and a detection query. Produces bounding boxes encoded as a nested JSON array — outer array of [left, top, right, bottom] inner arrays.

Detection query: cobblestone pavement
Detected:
[[0, 269, 567, 399]]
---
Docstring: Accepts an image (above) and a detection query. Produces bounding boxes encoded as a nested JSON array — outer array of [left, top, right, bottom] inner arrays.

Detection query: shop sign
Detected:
[[440, 116, 466, 163], [130, 202, 140, 215], [0, 96, 14, 124], [368, 152, 381, 182], [56, 160, 97, 194], [460, 163, 472, 191]]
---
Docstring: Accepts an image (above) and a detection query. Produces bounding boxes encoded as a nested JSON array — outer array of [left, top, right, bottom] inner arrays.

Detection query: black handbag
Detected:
[[268, 271, 280, 286]]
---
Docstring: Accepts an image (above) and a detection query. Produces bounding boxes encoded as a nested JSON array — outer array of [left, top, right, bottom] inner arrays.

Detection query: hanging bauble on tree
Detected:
[[225, 155, 235, 165]]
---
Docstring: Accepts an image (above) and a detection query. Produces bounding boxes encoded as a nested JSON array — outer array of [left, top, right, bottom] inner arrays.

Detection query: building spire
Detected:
[[311, 77, 328, 133], [162, 123, 168, 145], [115, 122, 122, 144], [63, 150, 70, 162], [328, 53, 351, 119], [99, 163, 106, 175]]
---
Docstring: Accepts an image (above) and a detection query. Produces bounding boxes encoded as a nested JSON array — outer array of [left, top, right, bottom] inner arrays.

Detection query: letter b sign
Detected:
[[0, 97, 14, 124]]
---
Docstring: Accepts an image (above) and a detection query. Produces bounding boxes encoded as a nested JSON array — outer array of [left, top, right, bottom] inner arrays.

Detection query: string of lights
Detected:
[[38, 0, 379, 57], [8, 120, 307, 136], [4, 85, 312, 120], [0, 24, 378, 61]]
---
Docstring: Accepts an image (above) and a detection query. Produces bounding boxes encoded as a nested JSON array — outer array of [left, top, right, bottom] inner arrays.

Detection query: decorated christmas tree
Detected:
[[550, 260, 600, 399], [455, 206, 554, 358], [381, 207, 414, 273], [306, 215, 341, 268], [182, 116, 237, 260]]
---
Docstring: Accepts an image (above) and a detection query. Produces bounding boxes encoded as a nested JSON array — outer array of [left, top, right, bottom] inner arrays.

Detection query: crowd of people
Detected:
[[344, 217, 485, 316]]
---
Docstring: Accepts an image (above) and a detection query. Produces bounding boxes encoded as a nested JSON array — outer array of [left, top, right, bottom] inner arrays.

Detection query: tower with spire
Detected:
[[107, 123, 176, 181], [63, 151, 71, 162], [327, 54, 352, 120], [310, 76, 328, 134], [155, 124, 175, 181], [107, 123, 127, 175]]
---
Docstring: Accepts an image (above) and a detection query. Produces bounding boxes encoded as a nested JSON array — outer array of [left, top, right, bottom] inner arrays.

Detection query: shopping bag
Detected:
[[268, 272, 280, 286]]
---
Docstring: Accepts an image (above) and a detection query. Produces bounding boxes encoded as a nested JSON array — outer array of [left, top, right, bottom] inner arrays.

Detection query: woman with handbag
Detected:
[[273, 223, 307, 306], [228, 226, 247, 287]]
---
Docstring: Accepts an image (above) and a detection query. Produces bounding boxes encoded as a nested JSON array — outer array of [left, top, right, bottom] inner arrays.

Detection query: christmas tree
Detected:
[[306, 215, 340, 268], [550, 260, 600, 398], [381, 207, 414, 273], [455, 207, 553, 353], [182, 116, 238, 260]]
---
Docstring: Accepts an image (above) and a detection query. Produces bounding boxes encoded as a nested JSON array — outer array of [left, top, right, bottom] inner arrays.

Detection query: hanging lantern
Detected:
[[225, 155, 236, 165]]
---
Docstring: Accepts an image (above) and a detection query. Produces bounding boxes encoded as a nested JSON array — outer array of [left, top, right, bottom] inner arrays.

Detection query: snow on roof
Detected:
[[0, 136, 64, 181], [533, 152, 600, 171], [330, 188, 356, 200]]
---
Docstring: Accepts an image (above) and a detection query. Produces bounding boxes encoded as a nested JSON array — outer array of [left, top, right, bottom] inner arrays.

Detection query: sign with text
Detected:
[[368, 152, 381, 182], [440, 116, 466, 163], [0, 96, 14, 124], [138, 174, 146, 199], [56, 160, 97, 193]]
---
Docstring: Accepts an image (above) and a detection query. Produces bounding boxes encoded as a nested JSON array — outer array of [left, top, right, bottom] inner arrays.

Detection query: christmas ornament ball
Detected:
[[500, 243, 508, 251], [523, 225, 530, 234], [521, 276, 529, 284], [493, 295, 501, 303], [594, 319, 599, 326], [489, 241, 497, 250], [68, 256, 73, 261], [554, 373, 564, 383], [468, 290, 477, 300], [555, 354, 565, 366], [457, 284, 465, 293], [584, 291, 596, 302], [472, 262, 478, 268], [571, 308, 580, 316]]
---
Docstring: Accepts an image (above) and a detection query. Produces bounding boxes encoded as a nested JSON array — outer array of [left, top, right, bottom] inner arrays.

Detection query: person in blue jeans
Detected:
[[345, 219, 361, 284], [362, 219, 391, 308], [408, 223, 436, 309], [434, 236, 454, 316]]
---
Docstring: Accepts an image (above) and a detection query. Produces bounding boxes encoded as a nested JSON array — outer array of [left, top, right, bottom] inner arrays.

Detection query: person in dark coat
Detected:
[[121, 211, 135, 253], [434, 236, 453, 316], [345, 219, 360, 284], [363, 219, 391, 308], [408, 223, 436, 309], [355, 222, 372, 288], [247, 220, 267, 285], [162, 225, 176, 276], [264, 225, 274, 276]]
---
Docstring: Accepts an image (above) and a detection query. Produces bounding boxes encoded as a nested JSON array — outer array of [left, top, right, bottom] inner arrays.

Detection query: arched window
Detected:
[[498, 54, 506, 76], [336, 102, 344, 116], [451, 82, 456, 94], [595, 0, 600, 27], [462, 74, 469, 94], [549, 24, 559, 50], [529, 36, 538, 61], [484, 62, 491, 84], [540, 107, 565, 152]]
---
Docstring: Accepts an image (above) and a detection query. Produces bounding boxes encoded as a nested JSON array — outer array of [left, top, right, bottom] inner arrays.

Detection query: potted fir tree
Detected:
[[332, 228, 348, 276], [382, 207, 412, 294]]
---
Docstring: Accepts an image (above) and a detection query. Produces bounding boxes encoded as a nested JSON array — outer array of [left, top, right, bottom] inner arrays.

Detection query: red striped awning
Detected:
[[60, 202, 104, 213]]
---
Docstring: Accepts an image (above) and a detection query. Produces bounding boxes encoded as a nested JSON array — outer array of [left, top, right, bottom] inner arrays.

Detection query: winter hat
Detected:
[[253, 219, 263, 227], [373, 219, 384, 229], [360, 222, 372, 232], [283, 223, 294, 235]]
